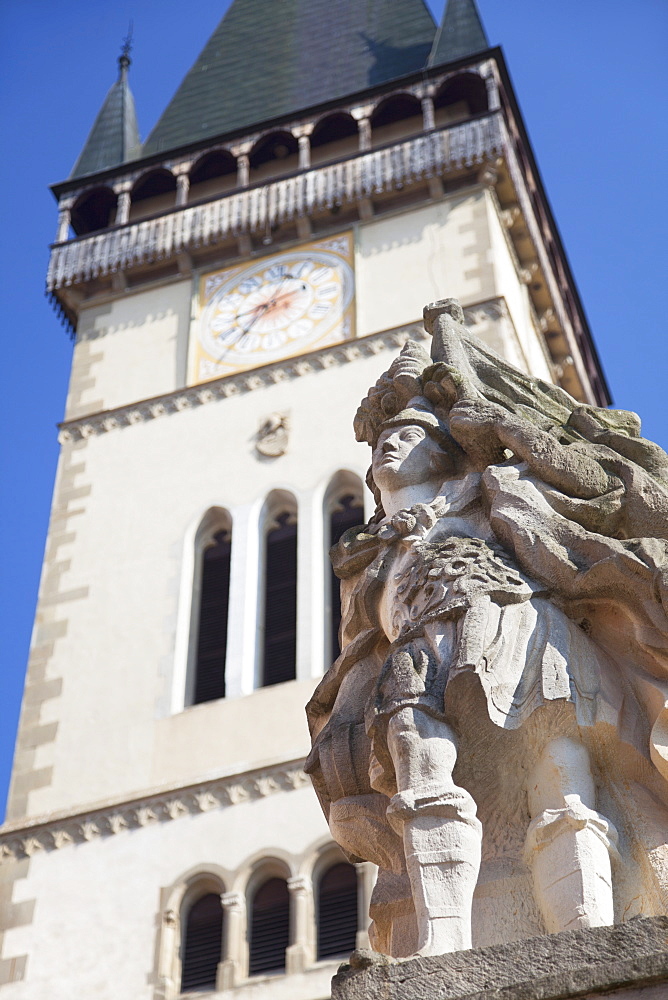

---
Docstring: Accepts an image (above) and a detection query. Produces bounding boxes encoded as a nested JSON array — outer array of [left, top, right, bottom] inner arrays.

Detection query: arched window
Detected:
[[129, 168, 177, 222], [189, 149, 237, 202], [249, 877, 290, 976], [71, 186, 118, 235], [317, 862, 358, 960], [249, 130, 299, 184], [262, 496, 298, 687], [434, 72, 488, 127], [327, 476, 365, 661], [189, 510, 232, 706], [310, 113, 359, 167], [370, 93, 423, 147], [181, 892, 223, 992]]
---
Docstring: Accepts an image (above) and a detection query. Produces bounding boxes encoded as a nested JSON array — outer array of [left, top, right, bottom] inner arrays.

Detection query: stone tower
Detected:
[[0, 1, 610, 997]]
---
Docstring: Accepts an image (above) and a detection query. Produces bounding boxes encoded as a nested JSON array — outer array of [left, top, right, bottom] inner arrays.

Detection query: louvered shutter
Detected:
[[262, 514, 297, 687], [329, 495, 364, 661], [317, 862, 358, 959], [249, 877, 290, 975], [194, 529, 231, 704], [180, 893, 223, 992]]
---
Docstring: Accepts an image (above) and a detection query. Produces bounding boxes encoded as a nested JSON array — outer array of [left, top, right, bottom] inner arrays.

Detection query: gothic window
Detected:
[[190, 510, 232, 706], [180, 892, 224, 992], [327, 476, 365, 662], [248, 877, 290, 976], [316, 862, 358, 960], [262, 498, 298, 687]]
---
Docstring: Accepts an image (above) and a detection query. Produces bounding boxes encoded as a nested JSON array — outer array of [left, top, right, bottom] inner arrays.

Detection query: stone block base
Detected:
[[331, 916, 668, 1000]]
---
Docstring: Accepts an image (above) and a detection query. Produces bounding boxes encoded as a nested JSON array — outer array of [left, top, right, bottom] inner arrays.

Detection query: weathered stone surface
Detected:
[[331, 916, 668, 1000], [307, 298, 668, 958]]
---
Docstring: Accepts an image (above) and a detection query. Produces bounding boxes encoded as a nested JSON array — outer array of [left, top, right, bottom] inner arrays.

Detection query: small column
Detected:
[[355, 862, 376, 950], [237, 154, 250, 188], [296, 489, 326, 681], [357, 117, 372, 151], [115, 190, 131, 226], [175, 172, 190, 207], [298, 134, 311, 170], [286, 875, 313, 974], [55, 205, 71, 243], [156, 909, 178, 1000], [483, 64, 501, 111], [421, 95, 435, 132], [226, 503, 261, 696], [217, 891, 245, 990]]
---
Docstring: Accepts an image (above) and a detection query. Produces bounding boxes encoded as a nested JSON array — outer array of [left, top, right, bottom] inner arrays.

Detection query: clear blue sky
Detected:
[[1, 0, 666, 823]]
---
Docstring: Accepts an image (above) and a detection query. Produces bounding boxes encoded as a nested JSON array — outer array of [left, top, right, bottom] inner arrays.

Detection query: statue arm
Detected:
[[449, 399, 611, 500]]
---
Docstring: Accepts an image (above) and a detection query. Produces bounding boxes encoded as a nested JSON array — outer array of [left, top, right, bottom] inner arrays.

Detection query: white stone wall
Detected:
[[483, 192, 553, 380], [65, 279, 192, 420], [1, 787, 339, 1000], [356, 189, 494, 337], [22, 347, 388, 819]]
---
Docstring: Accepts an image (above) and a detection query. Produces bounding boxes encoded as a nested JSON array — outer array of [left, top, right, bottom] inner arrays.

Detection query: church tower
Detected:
[[1, 2, 610, 997]]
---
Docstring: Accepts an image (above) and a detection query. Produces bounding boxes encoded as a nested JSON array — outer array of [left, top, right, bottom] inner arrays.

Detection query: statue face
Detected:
[[372, 424, 444, 491]]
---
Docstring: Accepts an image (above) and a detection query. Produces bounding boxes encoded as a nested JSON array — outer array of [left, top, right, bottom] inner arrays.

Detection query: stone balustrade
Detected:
[[47, 113, 504, 292]]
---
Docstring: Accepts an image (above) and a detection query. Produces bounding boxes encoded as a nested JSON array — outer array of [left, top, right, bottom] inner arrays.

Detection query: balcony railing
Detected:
[[47, 113, 504, 293]]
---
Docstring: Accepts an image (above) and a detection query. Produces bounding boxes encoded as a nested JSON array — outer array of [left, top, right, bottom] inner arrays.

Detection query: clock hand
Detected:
[[214, 271, 308, 359], [215, 300, 271, 360], [226, 273, 304, 324]]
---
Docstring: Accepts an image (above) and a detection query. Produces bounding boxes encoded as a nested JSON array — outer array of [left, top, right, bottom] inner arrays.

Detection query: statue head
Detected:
[[371, 398, 467, 499]]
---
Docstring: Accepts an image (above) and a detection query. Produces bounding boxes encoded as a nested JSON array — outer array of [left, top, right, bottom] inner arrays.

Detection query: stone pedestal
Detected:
[[331, 917, 668, 1000]]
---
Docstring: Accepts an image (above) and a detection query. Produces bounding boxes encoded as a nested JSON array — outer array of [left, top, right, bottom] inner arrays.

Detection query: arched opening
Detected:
[[370, 93, 423, 148], [129, 168, 177, 222], [181, 892, 224, 992], [434, 72, 488, 127], [261, 494, 298, 687], [326, 475, 365, 662], [317, 862, 358, 960], [248, 877, 290, 976], [190, 511, 232, 706], [189, 149, 237, 202], [310, 113, 359, 167], [249, 130, 299, 184], [70, 186, 118, 236]]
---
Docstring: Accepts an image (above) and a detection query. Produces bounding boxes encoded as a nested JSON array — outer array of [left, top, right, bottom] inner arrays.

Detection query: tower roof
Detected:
[[142, 0, 436, 156], [429, 0, 488, 67], [69, 53, 140, 180]]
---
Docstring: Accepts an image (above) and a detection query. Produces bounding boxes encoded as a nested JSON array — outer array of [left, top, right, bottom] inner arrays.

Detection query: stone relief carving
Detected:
[[306, 298, 668, 958], [256, 411, 290, 457]]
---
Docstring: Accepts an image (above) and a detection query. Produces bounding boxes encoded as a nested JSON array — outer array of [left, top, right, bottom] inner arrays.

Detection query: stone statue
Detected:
[[306, 299, 668, 958]]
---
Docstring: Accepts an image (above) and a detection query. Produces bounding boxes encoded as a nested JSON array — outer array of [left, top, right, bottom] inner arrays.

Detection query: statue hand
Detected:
[[448, 399, 509, 467]]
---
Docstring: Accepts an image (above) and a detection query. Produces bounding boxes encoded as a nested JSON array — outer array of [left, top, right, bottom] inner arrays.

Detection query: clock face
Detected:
[[193, 235, 355, 383]]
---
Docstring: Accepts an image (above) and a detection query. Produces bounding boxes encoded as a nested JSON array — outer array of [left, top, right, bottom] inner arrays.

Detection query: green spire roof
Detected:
[[429, 0, 488, 67], [69, 54, 140, 180], [143, 0, 436, 156]]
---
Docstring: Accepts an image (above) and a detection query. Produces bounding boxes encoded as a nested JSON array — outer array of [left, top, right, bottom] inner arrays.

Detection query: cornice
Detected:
[[0, 759, 310, 864], [58, 300, 507, 444]]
